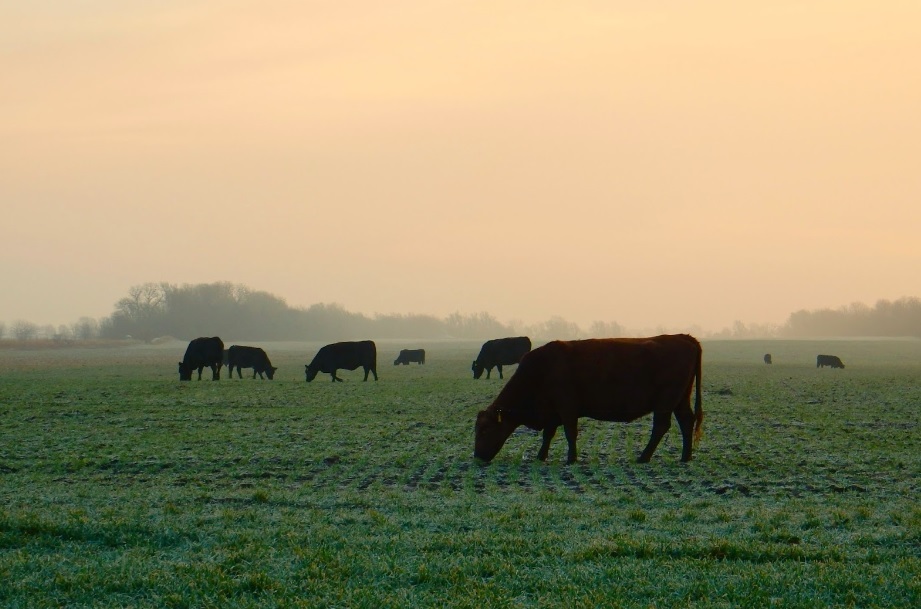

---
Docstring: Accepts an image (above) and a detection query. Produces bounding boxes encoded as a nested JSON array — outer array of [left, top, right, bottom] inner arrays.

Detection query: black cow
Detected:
[[472, 336, 531, 379], [178, 337, 224, 381], [474, 335, 703, 464], [817, 354, 845, 369], [227, 345, 277, 379], [394, 349, 425, 365], [305, 340, 378, 382], [764, 353, 772, 365]]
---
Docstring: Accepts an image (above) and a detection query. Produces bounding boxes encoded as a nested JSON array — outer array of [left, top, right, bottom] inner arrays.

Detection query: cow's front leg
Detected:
[[537, 426, 557, 461], [497, 365, 503, 379], [563, 420, 579, 464]]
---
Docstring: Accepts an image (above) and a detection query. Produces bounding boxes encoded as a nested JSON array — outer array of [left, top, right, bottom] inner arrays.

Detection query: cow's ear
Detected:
[[496, 411, 503, 423]]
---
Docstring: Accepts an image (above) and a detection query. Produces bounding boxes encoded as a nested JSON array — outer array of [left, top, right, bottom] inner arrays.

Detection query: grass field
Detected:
[[1, 338, 919, 608]]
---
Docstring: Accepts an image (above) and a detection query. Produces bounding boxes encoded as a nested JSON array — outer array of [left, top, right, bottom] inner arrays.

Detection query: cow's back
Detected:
[[314, 340, 376, 370], [478, 336, 531, 364], [183, 337, 224, 365], [503, 336, 700, 423], [229, 345, 270, 366]]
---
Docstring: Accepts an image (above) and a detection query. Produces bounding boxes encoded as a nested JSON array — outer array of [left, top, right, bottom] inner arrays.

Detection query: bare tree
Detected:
[[116, 283, 166, 319], [71, 317, 99, 341], [114, 283, 167, 340], [11, 320, 38, 341], [0, 321, 5, 340]]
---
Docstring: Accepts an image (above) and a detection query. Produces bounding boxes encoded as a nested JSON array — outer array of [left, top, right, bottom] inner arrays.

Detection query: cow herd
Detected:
[[177, 334, 713, 464], [177, 336, 535, 383], [177, 335, 849, 464]]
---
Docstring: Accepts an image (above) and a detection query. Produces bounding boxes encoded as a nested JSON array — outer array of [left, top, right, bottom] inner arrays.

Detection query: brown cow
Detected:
[[474, 335, 703, 464]]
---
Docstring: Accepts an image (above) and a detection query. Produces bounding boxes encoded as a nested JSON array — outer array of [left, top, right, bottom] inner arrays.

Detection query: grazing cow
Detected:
[[178, 337, 224, 381], [227, 345, 278, 380], [472, 336, 531, 379], [764, 353, 772, 365], [305, 340, 378, 382], [816, 354, 845, 369], [474, 334, 703, 464], [394, 349, 426, 365]]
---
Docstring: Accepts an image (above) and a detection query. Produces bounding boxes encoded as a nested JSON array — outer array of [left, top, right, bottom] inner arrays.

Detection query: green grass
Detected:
[[1, 339, 919, 608]]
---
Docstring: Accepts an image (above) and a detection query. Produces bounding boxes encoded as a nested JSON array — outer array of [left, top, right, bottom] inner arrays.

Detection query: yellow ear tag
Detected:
[[497, 412, 502, 423]]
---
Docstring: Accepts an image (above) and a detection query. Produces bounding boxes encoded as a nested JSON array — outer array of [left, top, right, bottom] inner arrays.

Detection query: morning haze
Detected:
[[2, 2, 919, 333]]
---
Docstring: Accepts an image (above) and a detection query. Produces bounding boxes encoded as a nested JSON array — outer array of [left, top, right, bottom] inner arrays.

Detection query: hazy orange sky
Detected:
[[2, 1, 920, 333]]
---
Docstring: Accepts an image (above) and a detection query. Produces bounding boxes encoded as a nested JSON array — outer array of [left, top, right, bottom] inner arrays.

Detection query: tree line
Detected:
[[92, 282, 615, 342], [779, 297, 921, 338], [2, 283, 919, 343]]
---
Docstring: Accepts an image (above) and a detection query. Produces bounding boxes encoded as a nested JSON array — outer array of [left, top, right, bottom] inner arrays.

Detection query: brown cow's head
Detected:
[[474, 408, 517, 462]]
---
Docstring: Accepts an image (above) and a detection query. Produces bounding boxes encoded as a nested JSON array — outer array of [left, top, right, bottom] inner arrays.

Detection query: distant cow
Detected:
[[474, 335, 703, 464], [472, 336, 531, 379], [764, 353, 772, 365], [178, 337, 224, 381], [305, 340, 378, 382], [394, 349, 425, 365], [227, 345, 278, 380], [817, 354, 845, 369]]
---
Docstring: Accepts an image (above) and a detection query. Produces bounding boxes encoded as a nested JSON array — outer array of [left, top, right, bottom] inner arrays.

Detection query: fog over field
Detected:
[[2, 2, 920, 332]]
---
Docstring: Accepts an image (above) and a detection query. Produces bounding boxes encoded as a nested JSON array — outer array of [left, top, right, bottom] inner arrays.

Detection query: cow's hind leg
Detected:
[[638, 411, 671, 463], [674, 403, 695, 462], [563, 419, 579, 464], [497, 365, 503, 379]]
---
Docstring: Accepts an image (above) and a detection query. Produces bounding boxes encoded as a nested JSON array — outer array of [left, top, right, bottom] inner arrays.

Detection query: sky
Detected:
[[2, 1, 920, 333]]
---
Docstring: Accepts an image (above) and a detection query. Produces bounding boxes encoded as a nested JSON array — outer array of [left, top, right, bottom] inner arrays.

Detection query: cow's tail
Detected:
[[693, 345, 703, 444]]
